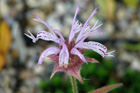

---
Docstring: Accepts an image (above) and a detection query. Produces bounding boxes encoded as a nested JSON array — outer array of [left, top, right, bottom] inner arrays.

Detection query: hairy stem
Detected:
[[71, 76, 78, 93]]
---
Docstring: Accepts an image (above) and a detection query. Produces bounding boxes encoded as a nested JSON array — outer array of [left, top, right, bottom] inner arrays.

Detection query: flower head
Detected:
[[25, 5, 115, 83]]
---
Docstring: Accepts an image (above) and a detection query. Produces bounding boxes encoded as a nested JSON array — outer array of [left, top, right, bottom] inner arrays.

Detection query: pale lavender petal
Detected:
[[76, 7, 98, 42], [37, 31, 58, 42], [54, 30, 65, 41], [71, 48, 87, 63], [69, 7, 80, 43], [75, 29, 100, 47], [76, 24, 91, 42], [73, 20, 82, 33], [33, 13, 58, 39], [83, 41, 107, 57], [37, 47, 60, 67], [59, 43, 69, 68], [58, 39, 65, 46], [75, 41, 114, 57]]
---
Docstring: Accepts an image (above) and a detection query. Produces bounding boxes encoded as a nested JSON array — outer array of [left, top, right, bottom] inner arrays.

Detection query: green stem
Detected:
[[71, 76, 78, 93]]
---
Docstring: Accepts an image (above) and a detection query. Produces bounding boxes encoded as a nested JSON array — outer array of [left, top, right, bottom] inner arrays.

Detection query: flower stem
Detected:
[[71, 76, 78, 93]]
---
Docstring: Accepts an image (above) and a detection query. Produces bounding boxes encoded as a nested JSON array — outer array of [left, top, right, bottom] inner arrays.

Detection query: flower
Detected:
[[25, 5, 115, 83]]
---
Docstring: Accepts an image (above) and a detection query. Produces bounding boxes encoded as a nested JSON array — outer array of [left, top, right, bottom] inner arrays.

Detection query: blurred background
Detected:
[[0, 0, 140, 93]]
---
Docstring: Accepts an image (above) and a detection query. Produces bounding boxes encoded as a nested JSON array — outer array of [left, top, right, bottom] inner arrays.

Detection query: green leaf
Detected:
[[88, 83, 123, 93], [84, 50, 103, 62]]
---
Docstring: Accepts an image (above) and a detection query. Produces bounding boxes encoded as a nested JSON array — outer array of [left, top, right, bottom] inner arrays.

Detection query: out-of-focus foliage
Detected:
[[123, 0, 139, 8], [123, 43, 140, 51], [96, 0, 116, 20]]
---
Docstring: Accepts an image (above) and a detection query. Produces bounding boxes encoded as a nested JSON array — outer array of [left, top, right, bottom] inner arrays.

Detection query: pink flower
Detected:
[[25, 5, 115, 83]]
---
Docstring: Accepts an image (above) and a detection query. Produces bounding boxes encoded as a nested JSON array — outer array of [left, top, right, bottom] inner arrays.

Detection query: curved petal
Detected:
[[59, 43, 69, 68], [37, 47, 60, 67], [71, 48, 87, 63], [33, 13, 58, 39], [37, 31, 58, 42], [76, 41, 115, 57], [83, 41, 107, 57], [25, 30, 58, 43], [54, 30, 65, 41]]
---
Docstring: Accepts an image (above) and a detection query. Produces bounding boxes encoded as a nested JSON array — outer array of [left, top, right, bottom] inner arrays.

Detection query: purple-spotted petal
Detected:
[[59, 43, 69, 68], [75, 41, 114, 57], [83, 41, 107, 57], [37, 31, 58, 42], [37, 47, 60, 67], [71, 48, 87, 63]]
